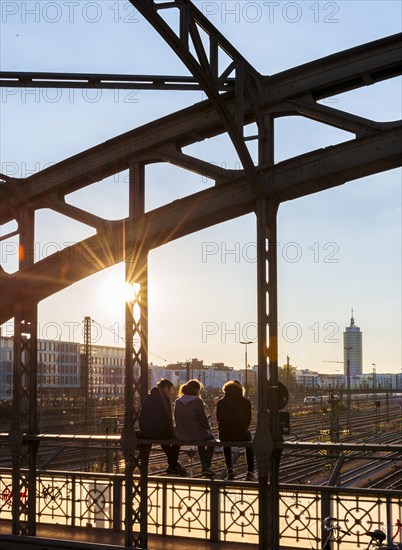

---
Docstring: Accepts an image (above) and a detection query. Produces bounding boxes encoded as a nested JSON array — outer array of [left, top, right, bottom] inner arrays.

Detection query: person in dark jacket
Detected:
[[174, 379, 216, 478], [216, 380, 255, 480], [139, 379, 186, 476]]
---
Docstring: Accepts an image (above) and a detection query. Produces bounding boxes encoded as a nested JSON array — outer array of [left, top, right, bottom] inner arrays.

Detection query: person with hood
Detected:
[[139, 378, 187, 476], [216, 380, 255, 480], [174, 379, 216, 477]]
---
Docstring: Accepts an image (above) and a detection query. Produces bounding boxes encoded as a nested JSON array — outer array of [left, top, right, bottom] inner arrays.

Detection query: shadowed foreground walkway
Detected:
[[0, 522, 263, 550]]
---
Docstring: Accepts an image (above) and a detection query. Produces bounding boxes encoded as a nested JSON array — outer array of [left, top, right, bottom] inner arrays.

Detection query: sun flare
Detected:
[[99, 270, 140, 313]]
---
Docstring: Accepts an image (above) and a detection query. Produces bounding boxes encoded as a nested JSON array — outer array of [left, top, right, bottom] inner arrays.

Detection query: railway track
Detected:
[[0, 401, 400, 487], [369, 468, 402, 490]]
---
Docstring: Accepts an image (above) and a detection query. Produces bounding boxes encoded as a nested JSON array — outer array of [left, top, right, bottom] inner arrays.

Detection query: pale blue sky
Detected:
[[1, 1, 401, 373]]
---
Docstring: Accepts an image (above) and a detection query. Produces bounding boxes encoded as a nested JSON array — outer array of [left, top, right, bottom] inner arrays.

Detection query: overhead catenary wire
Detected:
[[91, 318, 168, 363]]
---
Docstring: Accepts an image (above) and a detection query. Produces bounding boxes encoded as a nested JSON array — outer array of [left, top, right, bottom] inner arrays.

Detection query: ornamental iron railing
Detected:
[[1, 467, 401, 549]]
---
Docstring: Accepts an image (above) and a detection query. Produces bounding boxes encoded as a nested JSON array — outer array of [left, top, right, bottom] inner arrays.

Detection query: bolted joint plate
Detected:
[[120, 427, 138, 467], [8, 426, 24, 462], [252, 410, 273, 477]]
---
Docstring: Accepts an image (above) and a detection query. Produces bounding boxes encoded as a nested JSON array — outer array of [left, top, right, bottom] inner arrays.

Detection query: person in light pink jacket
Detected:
[[174, 379, 216, 477]]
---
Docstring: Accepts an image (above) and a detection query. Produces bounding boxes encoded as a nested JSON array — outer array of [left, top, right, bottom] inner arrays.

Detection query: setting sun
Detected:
[[99, 266, 138, 312]]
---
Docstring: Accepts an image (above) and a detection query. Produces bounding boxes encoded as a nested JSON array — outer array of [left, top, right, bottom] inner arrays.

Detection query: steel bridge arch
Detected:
[[0, 3, 401, 548]]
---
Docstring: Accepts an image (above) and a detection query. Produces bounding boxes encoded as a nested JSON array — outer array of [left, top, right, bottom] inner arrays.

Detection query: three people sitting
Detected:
[[139, 378, 255, 480]]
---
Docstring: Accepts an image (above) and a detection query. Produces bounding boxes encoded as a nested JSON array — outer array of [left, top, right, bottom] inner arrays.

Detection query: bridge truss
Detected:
[[0, 1, 401, 548]]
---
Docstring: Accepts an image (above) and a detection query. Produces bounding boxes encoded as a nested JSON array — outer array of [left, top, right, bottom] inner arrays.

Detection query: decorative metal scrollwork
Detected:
[[221, 488, 259, 541], [42, 484, 64, 512], [168, 484, 210, 536], [86, 487, 107, 515]]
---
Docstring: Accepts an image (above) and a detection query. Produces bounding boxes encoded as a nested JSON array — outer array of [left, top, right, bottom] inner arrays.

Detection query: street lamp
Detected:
[[372, 363, 377, 402], [240, 341, 252, 395]]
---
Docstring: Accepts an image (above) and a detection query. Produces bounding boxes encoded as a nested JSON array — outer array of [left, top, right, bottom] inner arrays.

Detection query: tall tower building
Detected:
[[343, 309, 363, 376]]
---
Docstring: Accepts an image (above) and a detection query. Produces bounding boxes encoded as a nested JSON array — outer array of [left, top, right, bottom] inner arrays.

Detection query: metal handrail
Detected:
[[1, 433, 401, 453]]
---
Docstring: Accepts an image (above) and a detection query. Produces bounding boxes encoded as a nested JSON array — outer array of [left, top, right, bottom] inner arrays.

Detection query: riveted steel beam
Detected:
[[129, 0, 264, 195], [0, 34, 402, 224], [0, 71, 235, 91], [1, 124, 400, 326], [1, 33, 400, 227]]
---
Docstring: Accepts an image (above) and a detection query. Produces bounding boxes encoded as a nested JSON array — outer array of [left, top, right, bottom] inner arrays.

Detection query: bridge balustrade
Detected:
[[0, 464, 401, 549]]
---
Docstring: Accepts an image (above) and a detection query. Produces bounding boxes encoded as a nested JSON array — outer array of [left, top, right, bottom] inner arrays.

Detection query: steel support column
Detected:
[[254, 114, 283, 550], [9, 208, 39, 536], [121, 162, 149, 548], [254, 197, 271, 550], [83, 316, 92, 434], [265, 198, 284, 550], [254, 198, 282, 550]]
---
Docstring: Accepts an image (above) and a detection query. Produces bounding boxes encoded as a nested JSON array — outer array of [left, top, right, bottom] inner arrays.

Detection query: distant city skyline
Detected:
[[1, 1, 401, 375], [1, 312, 399, 378], [2, 331, 400, 403]]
